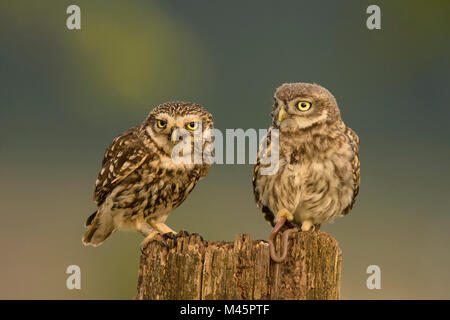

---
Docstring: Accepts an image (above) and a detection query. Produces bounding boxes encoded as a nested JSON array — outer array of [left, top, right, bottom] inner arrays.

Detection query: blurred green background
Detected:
[[1, 0, 449, 299]]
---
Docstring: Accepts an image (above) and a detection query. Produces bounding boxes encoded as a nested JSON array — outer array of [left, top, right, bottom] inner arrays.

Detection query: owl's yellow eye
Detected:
[[297, 101, 311, 111], [186, 121, 199, 131], [157, 120, 167, 129]]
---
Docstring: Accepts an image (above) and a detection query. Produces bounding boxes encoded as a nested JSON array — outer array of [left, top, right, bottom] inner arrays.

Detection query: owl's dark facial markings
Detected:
[[139, 101, 214, 157]]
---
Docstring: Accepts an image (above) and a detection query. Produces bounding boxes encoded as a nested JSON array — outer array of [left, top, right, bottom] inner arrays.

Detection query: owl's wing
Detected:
[[94, 127, 148, 206], [252, 129, 277, 226], [252, 155, 262, 208], [199, 136, 214, 178], [343, 126, 360, 215], [252, 129, 269, 210]]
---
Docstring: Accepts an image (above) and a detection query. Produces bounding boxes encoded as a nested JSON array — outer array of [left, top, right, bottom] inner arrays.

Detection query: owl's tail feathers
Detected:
[[82, 211, 115, 247], [85, 211, 98, 227]]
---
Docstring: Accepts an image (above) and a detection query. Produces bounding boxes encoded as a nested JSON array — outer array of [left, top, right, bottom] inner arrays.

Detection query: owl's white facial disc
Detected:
[[145, 114, 207, 159]]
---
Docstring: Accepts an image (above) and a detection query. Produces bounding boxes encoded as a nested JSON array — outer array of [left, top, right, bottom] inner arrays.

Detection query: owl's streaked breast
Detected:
[[255, 128, 355, 226], [107, 158, 202, 226]]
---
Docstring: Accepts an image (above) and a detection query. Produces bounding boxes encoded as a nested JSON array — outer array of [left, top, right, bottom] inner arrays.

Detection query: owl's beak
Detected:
[[171, 128, 180, 144], [278, 107, 289, 122]]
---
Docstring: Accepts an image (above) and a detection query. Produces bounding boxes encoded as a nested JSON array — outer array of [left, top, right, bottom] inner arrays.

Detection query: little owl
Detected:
[[253, 83, 360, 262], [82, 101, 214, 250]]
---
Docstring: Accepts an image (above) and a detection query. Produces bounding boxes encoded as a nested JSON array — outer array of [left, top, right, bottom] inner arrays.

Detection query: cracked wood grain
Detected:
[[135, 231, 342, 300]]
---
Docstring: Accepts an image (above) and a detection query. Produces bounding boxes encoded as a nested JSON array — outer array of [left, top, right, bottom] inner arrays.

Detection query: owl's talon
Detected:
[[139, 233, 169, 252], [151, 239, 169, 248], [277, 209, 294, 222], [139, 237, 152, 254], [163, 232, 177, 240], [176, 230, 190, 238], [191, 233, 204, 241]]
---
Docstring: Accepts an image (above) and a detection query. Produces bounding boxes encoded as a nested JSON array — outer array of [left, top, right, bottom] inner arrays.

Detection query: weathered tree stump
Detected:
[[136, 231, 342, 300]]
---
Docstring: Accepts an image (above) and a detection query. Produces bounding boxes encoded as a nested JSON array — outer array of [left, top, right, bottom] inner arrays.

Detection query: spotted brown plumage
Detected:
[[94, 127, 149, 206], [343, 126, 360, 215], [83, 101, 214, 249], [252, 83, 360, 262]]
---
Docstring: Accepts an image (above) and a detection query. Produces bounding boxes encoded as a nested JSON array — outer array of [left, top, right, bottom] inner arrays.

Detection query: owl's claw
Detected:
[[152, 239, 169, 248], [176, 230, 190, 238], [140, 233, 168, 253], [191, 233, 204, 241], [162, 232, 177, 240]]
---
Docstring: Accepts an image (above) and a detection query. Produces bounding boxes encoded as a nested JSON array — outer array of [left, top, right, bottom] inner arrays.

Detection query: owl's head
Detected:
[[141, 101, 214, 157], [272, 83, 341, 132]]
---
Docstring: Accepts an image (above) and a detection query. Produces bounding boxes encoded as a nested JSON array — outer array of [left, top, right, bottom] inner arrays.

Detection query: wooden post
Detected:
[[135, 231, 342, 300]]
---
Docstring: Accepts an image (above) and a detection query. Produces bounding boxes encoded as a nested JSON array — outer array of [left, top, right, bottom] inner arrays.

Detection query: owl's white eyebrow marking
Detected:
[[154, 112, 170, 120], [181, 115, 200, 121]]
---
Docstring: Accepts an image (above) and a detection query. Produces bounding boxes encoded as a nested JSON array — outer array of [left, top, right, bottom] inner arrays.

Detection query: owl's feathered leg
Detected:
[[139, 231, 160, 253], [139, 223, 162, 253], [150, 222, 177, 236], [300, 220, 321, 232], [301, 219, 313, 231], [138, 222, 153, 236], [268, 209, 298, 263]]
